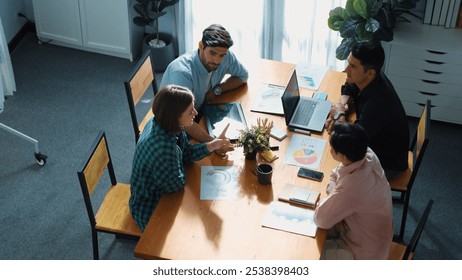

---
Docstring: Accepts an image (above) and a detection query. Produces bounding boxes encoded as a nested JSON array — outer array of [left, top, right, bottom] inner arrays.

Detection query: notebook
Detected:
[[278, 183, 320, 208], [281, 70, 332, 132]]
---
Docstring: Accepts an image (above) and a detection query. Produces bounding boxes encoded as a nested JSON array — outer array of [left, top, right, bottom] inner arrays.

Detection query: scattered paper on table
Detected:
[[250, 83, 285, 115], [296, 62, 328, 90], [200, 166, 238, 200], [284, 134, 326, 169], [262, 201, 317, 237], [212, 117, 246, 140]]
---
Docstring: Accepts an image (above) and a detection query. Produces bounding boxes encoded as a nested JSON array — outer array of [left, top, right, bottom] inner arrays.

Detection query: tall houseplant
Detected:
[[328, 0, 420, 60], [133, 0, 179, 71]]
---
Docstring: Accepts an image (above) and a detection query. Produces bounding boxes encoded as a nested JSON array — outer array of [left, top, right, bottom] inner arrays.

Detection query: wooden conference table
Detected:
[[134, 59, 346, 260]]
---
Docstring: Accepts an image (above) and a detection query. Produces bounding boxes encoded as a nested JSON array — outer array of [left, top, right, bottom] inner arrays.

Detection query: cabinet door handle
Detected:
[[421, 79, 440, 84], [418, 91, 437, 96], [425, 60, 444, 65], [426, 50, 446, 55], [423, 70, 442, 74]]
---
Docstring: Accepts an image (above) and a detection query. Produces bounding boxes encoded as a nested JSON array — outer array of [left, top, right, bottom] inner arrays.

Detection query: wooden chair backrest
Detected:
[[81, 133, 111, 195], [414, 100, 431, 163], [124, 51, 157, 143], [77, 131, 117, 223], [127, 52, 155, 106], [405, 100, 431, 191]]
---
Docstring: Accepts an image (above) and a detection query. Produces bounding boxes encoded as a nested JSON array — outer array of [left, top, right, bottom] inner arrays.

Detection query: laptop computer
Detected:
[[281, 70, 332, 132]]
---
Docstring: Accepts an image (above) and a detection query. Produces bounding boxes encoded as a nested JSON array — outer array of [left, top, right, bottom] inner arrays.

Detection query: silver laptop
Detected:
[[281, 70, 331, 132]]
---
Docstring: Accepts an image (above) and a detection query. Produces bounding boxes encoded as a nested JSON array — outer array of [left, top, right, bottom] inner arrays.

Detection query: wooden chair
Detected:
[[388, 199, 434, 260], [124, 50, 158, 143], [77, 131, 141, 259], [389, 99, 431, 241]]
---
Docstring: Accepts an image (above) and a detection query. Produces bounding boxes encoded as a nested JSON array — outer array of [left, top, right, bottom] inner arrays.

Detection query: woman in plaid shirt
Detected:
[[129, 85, 230, 231]]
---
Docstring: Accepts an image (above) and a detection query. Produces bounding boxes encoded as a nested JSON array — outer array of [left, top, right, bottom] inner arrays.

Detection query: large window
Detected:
[[181, 0, 346, 71]]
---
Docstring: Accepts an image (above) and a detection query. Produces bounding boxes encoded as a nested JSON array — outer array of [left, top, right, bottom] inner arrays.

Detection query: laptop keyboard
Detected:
[[292, 99, 317, 124]]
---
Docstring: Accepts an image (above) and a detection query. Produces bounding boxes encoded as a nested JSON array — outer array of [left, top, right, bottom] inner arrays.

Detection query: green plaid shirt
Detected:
[[129, 117, 210, 231]]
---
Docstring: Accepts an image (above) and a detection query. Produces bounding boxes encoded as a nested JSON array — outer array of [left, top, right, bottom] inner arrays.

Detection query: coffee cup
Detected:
[[253, 163, 273, 185]]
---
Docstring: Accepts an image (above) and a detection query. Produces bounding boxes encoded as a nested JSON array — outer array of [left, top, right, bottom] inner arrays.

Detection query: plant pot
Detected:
[[245, 151, 257, 160], [142, 32, 175, 72]]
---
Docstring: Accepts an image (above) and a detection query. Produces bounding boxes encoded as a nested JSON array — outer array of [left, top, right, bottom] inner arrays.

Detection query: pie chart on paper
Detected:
[[293, 149, 318, 165]]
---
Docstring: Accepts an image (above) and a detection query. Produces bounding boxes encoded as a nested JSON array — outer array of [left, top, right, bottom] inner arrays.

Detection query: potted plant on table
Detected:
[[133, 0, 179, 71], [236, 118, 273, 160], [327, 0, 421, 60]]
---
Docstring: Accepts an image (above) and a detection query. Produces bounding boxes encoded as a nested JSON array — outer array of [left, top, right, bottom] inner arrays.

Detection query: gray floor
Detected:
[[1, 33, 461, 260]]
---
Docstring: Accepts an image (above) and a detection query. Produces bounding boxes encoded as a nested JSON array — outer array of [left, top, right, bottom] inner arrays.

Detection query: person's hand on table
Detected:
[[214, 123, 235, 156], [325, 103, 348, 134], [207, 138, 233, 155]]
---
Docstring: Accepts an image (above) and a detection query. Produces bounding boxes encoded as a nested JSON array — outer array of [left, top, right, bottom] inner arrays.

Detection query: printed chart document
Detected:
[[295, 62, 328, 90], [262, 201, 317, 237], [250, 83, 285, 115], [200, 166, 238, 200], [284, 134, 326, 169]]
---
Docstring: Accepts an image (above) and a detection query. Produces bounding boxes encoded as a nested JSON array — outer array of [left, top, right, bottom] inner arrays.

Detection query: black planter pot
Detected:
[[142, 32, 175, 72]]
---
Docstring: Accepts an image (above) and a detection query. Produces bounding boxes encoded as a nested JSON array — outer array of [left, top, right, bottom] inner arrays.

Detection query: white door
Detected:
[[32, 0, 82, 45], [79, 0, 130, 55]]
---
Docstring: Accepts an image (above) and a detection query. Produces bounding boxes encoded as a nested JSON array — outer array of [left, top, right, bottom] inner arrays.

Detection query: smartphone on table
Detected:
[[297, 167, 324, 181]]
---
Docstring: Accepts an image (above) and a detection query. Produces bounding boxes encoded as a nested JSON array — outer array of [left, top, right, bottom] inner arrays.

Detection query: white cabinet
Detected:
[[383, 16, 462, 124], [32, 0, 143, 61]]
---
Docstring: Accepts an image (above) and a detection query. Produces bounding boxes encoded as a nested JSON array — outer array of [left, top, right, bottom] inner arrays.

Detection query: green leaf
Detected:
[[365, 18, 379, 33], [356, 23, 374, 41], [340, 19, 360, 38], [353, 0, 369, 19], [336, 38, 356, 60], [377, 6, 396, 29], [345, 0, 358, 17], [328, 7, 347, 31], [370, 0, 383, 16]]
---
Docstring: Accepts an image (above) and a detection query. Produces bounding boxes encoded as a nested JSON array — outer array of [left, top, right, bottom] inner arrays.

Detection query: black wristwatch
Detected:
[[333, 112, 346, 121], [213, 85, 222, 96]]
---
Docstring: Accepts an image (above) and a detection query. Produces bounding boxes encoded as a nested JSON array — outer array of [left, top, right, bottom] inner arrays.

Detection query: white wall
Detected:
[[0, 0, 33, 43]]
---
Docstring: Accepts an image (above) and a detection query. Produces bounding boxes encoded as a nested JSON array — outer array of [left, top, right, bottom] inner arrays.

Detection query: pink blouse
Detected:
[[314, 148, 393, 260]]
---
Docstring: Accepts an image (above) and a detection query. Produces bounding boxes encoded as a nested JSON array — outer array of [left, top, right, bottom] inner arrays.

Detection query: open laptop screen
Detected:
[[281, 70, 300, 126]]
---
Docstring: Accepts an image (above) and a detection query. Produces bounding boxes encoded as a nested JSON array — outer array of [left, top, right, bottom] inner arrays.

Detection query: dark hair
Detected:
[[202, 24, 234, 48], [152, 85, 194, 132], [351, 42, 385, 74], [330, 122, 368, 162]]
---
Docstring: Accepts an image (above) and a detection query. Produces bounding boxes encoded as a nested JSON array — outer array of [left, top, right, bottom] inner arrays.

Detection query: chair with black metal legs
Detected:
[[388, 199, 434, 260], [124, 50, 158, 143], [389, 99, 431, 241], [77, 131, 141, 259]]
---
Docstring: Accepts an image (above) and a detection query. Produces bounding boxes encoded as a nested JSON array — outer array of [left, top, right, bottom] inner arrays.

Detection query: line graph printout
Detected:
[[295, 62, 328, 90], [200, 166, 238, 200], [284, 134, 326, 169]]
